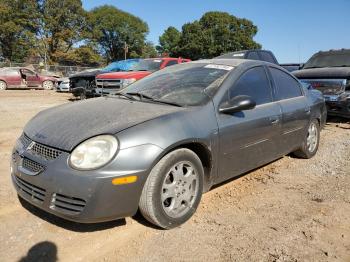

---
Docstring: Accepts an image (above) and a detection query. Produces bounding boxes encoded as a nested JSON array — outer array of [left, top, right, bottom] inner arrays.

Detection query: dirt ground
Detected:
[[0, 90, 349, 262]]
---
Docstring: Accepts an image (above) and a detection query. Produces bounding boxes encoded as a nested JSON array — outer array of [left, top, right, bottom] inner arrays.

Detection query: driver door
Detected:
[[216, 66, 282, 183]]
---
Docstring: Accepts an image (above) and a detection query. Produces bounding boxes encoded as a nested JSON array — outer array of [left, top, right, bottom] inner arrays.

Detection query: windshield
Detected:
[[129, 59, 163, 72], [304, 52, 350, 68], [121, 63, 233, 106], [102, 59, 139, 72]]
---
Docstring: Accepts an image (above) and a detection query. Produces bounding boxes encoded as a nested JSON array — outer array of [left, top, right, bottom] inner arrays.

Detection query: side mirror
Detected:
[[219, 95, 256, 114]]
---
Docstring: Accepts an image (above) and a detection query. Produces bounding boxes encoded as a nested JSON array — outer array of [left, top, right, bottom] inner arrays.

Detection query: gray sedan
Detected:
[[11, 59, 326, 229]]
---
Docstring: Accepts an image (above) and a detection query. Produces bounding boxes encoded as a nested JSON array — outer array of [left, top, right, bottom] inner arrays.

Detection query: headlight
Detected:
[[122, 78, 136, 87], [69, 135, 118, 170]]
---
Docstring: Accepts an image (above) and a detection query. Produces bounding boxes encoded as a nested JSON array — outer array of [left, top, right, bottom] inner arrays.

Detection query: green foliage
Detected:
[[158, 11, 262, 60], [0, 0, 39, 62], [140, 42, 158, 58], [55, 45, 103, 66], [87, 5, 149, 62], [36, 0, 87, 63], [157, 26, 181, 56]]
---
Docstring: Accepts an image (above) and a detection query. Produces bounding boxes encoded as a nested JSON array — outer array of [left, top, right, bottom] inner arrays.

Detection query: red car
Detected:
[[95, 58, 191, 95], [0, 67, 57, 90]]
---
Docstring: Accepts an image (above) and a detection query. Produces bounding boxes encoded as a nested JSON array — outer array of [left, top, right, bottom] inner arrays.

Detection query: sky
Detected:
[[83, 0, 350, 63]]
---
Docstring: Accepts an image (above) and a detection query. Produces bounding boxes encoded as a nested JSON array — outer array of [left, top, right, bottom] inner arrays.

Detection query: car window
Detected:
[[260, 52, 276, 64], [270, 67, 303, 100], [21, 69, 36, 76], [4, 69, 20, 76], [229, 66, 273, 105], [246, 52, 259, 60], [165, 60, 178, 67]]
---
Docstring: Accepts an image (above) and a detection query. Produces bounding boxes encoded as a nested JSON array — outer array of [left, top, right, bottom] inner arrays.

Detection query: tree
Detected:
[[157, 26, 181, 56], [0, 0, 39, 62], [87, 5, 149, 62], [36, 0, 87, 63], [55, 45, 102, 66], [161, 11, 261, 60]]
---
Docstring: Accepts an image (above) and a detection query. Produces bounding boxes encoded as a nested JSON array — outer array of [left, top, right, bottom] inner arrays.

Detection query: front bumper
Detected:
[[10, 137, 163, 223], [325, 99, 350, 118]]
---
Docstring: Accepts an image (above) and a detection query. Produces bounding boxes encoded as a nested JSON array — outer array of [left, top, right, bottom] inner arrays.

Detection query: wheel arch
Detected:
[[152, 140, 214, 192]]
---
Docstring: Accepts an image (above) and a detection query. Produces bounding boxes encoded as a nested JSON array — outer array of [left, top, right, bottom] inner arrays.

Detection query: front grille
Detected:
[[22, 157, 45, 174], [30, 142, 62, 161], [19, 133, 63, 161], [14, 176, 46, 203], [96, 79, 122, 89], [50, 193, 86, 215]]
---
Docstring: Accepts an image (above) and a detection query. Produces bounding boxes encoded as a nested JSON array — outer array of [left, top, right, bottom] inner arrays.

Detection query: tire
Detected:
[[42, 80, 54, 90], [0, 80, 7, 90], [293, 119, 320, 159], [139, 148, 204, 229]]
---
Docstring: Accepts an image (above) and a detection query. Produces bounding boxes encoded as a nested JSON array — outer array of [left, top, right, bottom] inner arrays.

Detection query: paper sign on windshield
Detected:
[[205, 64, 234, 71]]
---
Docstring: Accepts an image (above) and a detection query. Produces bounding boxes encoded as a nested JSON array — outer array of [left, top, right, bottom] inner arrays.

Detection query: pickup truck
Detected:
[[293, 49, 350, 118], [69, 59, 140, 99], [95, 57, 191, 96]]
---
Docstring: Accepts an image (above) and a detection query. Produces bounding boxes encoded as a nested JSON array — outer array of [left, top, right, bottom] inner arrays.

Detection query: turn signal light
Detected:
[[112, 176, 138, 185]]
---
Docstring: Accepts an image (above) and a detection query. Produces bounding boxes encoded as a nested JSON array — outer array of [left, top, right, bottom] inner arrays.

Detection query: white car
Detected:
[[56, 78, 70, 92]]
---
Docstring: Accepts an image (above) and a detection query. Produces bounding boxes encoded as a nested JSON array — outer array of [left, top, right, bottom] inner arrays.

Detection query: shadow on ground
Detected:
[[18, 241, 57, 262]]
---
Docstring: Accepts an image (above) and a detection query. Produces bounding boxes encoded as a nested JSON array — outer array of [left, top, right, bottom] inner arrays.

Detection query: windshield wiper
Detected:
[[114, 93, 137, 100], [126, 92, 183, 107]]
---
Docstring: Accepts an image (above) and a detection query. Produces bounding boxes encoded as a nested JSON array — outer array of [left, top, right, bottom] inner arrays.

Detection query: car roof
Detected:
[[190, 58, 274, 67]]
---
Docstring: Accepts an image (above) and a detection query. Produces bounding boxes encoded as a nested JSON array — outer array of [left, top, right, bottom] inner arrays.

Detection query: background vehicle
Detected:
[[12, 59, 326, 229], [0, 67, 57, 90], [95, 57, 191, 96], [56, 78, 70, 92], [293, 49, 350, 118], [70, 59, 140, 99], [280, 63, 303, 72], [216, 49, 279, 65]]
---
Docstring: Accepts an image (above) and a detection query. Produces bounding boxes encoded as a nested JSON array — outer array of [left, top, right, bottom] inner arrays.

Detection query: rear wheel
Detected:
[[0, 81, 7, 90], [42, 80, 53, 90], [293, 119, 320, 159], [139, 148, 204, 229]]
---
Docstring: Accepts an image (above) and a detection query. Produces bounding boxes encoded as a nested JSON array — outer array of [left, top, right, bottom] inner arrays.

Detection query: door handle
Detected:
[[269, 116, 280, 125], [305, 107, 311, 114]]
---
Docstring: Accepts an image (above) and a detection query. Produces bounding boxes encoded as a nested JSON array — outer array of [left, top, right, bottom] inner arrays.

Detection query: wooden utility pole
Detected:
[[124, 42, 129, 60]]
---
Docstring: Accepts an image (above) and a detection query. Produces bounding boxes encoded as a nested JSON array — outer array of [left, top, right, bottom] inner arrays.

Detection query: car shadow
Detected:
[[132, 211, 164, 230], [18, 241, 57, 262], [18, 196, 126, 232]]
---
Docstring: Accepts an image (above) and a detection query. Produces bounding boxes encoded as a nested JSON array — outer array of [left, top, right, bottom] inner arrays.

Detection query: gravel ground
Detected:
[[0, 90, 349, 262]]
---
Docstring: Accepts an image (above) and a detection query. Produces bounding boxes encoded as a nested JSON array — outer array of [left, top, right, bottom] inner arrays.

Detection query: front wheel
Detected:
[[293, 119, 320, 159], [42, 80, 54, 90], [139, 148, 204, 229]]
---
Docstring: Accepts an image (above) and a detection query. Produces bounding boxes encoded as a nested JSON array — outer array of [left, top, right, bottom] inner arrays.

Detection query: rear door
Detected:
[[216, 66, 282, 183], [4, 69, 21, 87], [268, 67, 310, 154]]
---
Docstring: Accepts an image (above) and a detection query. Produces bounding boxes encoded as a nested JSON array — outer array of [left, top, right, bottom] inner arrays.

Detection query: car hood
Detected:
[[69, 70, 103, 79], [96, 71, 151, 80], [293, 67, 350, 79], [24, 98, 184, 151]]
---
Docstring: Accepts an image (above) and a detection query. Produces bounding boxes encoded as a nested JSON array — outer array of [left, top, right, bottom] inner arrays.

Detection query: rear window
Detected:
[[129, 59, 162, 72], [260, 52, 276, 64], [304, 51, 350, 68]]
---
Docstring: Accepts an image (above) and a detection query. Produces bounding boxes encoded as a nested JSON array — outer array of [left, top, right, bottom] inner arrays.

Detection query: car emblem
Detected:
[[27, 141, 35, 151]]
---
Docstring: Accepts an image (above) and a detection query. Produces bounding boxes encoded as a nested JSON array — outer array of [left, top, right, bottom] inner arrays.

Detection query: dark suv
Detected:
[[216, 49, 279, 65], [293, 49, 350, 118]]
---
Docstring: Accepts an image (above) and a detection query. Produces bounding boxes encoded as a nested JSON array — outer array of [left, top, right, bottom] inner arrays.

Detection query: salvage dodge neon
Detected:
[[11, 59, 326, 229]]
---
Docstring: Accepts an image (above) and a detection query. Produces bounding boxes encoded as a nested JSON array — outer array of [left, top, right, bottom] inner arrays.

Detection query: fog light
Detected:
[[112, 176, 137, 185]]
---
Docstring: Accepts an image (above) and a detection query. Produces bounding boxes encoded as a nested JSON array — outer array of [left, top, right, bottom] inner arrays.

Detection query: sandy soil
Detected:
[[0, 90, 349, 262]]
